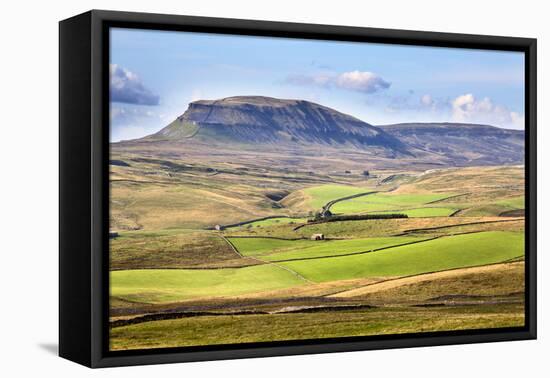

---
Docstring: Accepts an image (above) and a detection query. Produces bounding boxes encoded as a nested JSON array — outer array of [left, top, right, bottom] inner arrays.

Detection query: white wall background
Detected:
[[0, 0, 546, 376]]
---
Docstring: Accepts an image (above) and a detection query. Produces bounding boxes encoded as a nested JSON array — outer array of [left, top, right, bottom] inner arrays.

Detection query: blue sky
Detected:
[[110, 27, 525, 142]]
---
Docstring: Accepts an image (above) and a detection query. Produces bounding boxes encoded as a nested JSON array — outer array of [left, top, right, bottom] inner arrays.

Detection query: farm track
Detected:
[[328, 261, 524, 298]]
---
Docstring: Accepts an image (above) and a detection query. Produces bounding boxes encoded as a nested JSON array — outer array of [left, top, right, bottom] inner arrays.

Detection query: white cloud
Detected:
[[285, 70, 390, 94], [335, 71, 391, 93], [110, 64, 160, 106], [451, 93, 523, 128]]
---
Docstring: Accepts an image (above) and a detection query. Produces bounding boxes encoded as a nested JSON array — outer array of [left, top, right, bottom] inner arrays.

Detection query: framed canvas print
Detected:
[[59, 10, 537, 368]]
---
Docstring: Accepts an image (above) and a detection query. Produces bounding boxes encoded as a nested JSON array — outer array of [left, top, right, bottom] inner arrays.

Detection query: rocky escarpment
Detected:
[[150, 96, 411, 157]]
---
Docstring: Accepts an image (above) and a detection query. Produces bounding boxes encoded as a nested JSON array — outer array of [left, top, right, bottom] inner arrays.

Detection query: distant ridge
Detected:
[[133, 96, 525, 166], [379, 122, 524, 165]]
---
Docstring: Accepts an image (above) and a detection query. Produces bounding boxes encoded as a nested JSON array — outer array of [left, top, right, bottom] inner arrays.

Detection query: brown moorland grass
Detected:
[[110, 181, 280, 230], [331, 261, 525, 302], [110, 303, 524, 350], [111, 150, 525, 233], [401, 166, 524, 194], [110, 230, 262, 270]]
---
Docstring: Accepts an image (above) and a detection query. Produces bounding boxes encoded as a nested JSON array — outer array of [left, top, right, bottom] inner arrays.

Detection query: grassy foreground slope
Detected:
[[110, 303, 523, 350], [280, 231, 524, 282]]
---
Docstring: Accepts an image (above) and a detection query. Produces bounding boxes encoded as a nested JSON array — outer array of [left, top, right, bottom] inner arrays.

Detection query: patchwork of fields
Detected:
[[109, 152, 526, 351]]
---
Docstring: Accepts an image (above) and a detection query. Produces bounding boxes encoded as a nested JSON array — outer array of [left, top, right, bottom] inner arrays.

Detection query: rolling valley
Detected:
[[109, 96, 525, 350]]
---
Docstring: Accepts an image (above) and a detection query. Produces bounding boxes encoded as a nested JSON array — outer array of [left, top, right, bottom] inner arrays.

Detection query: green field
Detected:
[[111, 231, 523, 303], [279, 231, 524, 282], [230, 236, 428, 261], [303, 184, 370, 209], [111, 264, 306, 303], [331, 192, 455, 214]]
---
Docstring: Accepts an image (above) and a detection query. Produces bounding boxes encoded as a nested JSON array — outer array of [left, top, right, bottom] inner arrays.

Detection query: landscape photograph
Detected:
[[108, 28, 526, 351]]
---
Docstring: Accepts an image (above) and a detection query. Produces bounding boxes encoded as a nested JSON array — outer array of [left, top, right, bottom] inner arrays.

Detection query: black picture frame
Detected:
[[59, 9, 537, 368]]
